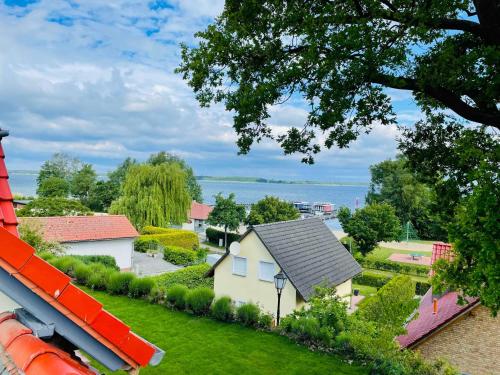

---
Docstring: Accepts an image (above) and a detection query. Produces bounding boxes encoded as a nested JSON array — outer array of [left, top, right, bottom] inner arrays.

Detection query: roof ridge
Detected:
[[252, 216, 321, 228]]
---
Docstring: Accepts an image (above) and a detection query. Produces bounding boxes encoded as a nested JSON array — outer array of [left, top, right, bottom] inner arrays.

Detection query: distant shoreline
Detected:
[[10, 170, 369, 187]]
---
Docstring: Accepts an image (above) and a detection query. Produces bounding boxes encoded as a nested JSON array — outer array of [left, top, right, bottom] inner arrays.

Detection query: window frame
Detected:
[[232, 256, 248, 277], [258, 260, 275, 282]]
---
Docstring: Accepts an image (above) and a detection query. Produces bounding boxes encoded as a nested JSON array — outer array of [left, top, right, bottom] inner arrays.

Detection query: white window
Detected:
[[259, 261, 275, 282], [232, 256, 247, 276]]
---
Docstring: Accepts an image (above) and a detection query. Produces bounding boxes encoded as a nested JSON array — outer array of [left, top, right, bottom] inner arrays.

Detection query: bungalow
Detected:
[[398, 244, 500, 375], [19, 215, 138, 270], [207, 218, 362, 317]]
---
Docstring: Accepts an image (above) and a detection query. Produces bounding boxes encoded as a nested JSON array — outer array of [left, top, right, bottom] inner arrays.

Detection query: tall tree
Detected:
[[87, 180, 120, 212], [367, 157, 446, 240], [37, 153, 80, 187], [147, 151, 203, 203], [17, 198, 92, 217], [109, 163, 191, 229], [108, 157, 137, 188], [37, 177, 70, 198], [207, 193, 246, 251], [178, 0, 499, 162], [70, 163, 97, 205], [338, 203, 401, 256], [245, 196, 300, 225]]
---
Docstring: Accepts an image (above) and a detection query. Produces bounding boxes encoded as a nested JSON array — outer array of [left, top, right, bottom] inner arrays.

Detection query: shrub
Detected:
[[88, 264, 116, 290], [107, 272, 136, 295], [129, 277, 155, 298], [141, 226, 175, 235], [186, 287, 215, 315], [236, 303, 260, 326], [166, 284, 189, 309], [74, 264, 92, 285], [38, 251, 56, 262], [258, 312, 274, 329], [71, 255, 119, 270], [205, 228, 240, 247], [415, 281, 431, 296], [211, 296, 234, 322], [353, 271, 392, 288], [148, 286, 167, 304], [163, 245, 197, 266], [358, 257, 430, 276], [153, 264, 213, 289], [141, 230, 199, 250], [134, 237, 161, 253], [50, 256, 84, 277]]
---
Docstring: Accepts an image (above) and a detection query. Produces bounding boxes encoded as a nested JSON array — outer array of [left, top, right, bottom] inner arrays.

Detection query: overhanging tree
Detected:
[[178, 0, 499, 163], [109, 164, 191, 229]]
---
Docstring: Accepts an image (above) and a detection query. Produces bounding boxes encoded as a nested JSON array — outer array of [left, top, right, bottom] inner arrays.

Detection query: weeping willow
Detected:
[[109, 163, 191, 229]]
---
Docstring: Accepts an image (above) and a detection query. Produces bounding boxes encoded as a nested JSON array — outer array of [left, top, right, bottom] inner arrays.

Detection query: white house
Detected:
[[206, 217, 362, 317], [182, 201, 213, 232], [19, 215, 138, 270]]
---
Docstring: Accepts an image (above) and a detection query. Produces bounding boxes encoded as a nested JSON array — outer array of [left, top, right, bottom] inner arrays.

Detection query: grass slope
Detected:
[[87, 290, 367, 375]]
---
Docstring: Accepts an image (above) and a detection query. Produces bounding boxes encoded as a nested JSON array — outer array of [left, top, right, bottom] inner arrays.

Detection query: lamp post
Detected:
[[274, 271, 287, 326]]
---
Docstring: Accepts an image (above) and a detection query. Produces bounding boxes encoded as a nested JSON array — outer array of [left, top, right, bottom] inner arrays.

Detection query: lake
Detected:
[[9, 173, 369, 230]]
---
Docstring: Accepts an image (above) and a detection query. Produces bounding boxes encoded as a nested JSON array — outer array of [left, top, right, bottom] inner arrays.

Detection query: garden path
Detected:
[[132, 251, 181, 277]]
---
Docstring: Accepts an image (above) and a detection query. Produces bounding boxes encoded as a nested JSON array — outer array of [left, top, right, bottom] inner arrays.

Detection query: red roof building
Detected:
[[19, 215, 139, 243], [189, 201, 213, 221], [0, 129, 164, 374]]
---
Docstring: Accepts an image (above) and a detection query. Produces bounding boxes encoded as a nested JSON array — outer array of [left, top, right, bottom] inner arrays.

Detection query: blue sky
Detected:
[[0, 0, 423, 182]]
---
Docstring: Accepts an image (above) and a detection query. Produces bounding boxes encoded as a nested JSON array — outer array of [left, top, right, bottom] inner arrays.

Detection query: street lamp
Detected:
[[274, 271, 287, 326]]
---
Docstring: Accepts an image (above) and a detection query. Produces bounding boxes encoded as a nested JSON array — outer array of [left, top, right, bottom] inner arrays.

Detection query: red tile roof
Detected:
[[19, 215, 139, 243], [0, 131, 159, 372], [0, 312, 96, 375], [397, 289, 479, 348], [189, 201, 213, 221]]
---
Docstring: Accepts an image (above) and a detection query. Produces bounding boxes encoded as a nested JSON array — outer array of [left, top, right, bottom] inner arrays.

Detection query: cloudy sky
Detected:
[[0, 0, 422, 182]]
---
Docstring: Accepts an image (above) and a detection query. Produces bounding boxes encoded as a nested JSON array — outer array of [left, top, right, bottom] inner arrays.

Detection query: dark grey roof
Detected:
[[252, 217, 361, 301], [206, 217, 362, 301]]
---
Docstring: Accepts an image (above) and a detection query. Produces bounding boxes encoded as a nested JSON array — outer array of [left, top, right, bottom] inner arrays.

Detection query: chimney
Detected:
[[432, 298, 438, 315]]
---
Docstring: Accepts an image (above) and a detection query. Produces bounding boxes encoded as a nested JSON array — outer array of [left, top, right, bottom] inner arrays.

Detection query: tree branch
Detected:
[[372, 73, 500, 128]]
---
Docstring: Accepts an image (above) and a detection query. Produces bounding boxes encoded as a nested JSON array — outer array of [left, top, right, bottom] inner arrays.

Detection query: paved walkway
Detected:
[[379, 241, 433, 252], [348, 295, 365, 314], [132, 251, 181, 277], [389, 253, 432, 266]]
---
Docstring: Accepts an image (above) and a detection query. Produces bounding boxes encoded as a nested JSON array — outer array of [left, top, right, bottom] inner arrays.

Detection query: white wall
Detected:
[[64, 238, 134, 270], [0, 290, 19, 311]]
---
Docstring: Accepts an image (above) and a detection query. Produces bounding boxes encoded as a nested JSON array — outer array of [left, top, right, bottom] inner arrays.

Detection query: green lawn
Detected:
[[87, 290, 367, 375], [366, 246, 431, 262], [352, 284, 377, 297]]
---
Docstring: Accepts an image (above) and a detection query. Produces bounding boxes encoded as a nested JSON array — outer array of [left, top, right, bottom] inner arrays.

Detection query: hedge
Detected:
[[163, 246, 197, 266], [152, 263, 213, 290], [205, 228, 240, 247], [70, 255, 119, 270], [139, 230, 199, 251], [141, 226, 176, 235], [354, 271, 431, 296], [358, 257, 430, 276], [134, 237, 161, 253]]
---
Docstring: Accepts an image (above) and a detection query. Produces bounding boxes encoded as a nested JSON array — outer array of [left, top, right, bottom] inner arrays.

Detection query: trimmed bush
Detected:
[[186, 287, 215, 315], [236, 303, 260, 326], [107, 272, 136, 295], [148, 286, 167, 304], [166, 284, 189, 309], [134, 237, 161, 253], [205, 228, 240, 247], [153, 264, 213, 289], [141, 226, 175, 235], [353, 271, 392, 288], [74, 264, 92, 285], [358, 257, 430, 276], [129, 277, 155, 298], [88, 265, 116, 291], [258, 312, 274, 329], [415, 281, 431, 296], [163, 245, 197, 266], [50, 256, 84, 277], [38, 251, 56, 262], [140, 230, 199, 250], [211, 296, 234, 322], [71, 255, 119, 270]]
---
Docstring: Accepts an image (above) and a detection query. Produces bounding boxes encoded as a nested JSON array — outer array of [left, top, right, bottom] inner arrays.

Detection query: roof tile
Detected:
[[90, 310, 130, 347], [0, 227, 34, 270], [57, 284, 103, 324], [19, 216, 138, 243], [19, 255, 71, 298]]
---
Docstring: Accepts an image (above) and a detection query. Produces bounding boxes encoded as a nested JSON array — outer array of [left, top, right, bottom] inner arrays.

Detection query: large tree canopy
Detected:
[[245, 195, 300, 225], [178, 0, 499, 162], [109, 163, 191, 229]]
